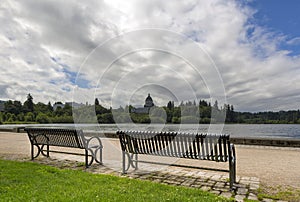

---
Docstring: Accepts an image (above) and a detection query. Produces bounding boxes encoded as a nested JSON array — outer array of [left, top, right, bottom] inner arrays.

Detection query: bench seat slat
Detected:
[[119, 131, 231, 162]]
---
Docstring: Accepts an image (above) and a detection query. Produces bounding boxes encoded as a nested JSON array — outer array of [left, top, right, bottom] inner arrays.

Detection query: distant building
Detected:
[[53, 101, 85, 110], [0, 100, 5, 112], [65, 102, 85, 109], [53, 102, 64, 110], [131, 94, 155, 114]]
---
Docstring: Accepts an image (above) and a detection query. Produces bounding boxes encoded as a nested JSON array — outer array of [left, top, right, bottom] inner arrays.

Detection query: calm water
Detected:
[[1, 123, 300, 139]]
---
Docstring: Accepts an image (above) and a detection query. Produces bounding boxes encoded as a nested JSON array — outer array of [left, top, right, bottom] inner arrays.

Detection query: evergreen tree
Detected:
[[95, 98, 99, 106], [4, 100, 22, 115], [47, 101, 53, 112], [23, 94, 34, 112], [213, 100, 219, 110], [167, 101, 173, 110]]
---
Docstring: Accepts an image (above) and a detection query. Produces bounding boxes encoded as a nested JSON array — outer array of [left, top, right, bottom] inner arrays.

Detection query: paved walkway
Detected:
[[1, 131, 297, 201]]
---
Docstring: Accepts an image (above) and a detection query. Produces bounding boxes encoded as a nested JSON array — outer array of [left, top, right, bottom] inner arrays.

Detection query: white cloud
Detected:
[[287, 37, 300, 45], [0, 0, 300, 112]]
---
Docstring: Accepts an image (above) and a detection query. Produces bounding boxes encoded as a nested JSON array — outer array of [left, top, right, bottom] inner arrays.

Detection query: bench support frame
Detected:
[[26, 128, 103, 168], [118, 131, 236, 190]]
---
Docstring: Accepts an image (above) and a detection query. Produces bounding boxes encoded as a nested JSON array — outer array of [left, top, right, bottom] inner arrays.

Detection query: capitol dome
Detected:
[[144, 93, 154, 108]]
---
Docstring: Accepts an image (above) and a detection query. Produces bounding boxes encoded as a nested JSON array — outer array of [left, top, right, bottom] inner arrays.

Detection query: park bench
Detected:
[[25, 127, 103, 168], [117, 130, 236, 189]]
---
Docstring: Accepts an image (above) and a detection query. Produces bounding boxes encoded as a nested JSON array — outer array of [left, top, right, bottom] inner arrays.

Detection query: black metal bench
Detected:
[[117, 130, 236, 189], [25, 128, 103, 168]]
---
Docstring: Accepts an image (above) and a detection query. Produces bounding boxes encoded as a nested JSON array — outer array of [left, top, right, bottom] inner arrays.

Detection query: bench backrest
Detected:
[[25, 128, 85, 149], [117, 131, 231, 162]]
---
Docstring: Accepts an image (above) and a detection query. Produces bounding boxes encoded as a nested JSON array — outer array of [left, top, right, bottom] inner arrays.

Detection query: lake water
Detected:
[[1, 123, 300, 139]]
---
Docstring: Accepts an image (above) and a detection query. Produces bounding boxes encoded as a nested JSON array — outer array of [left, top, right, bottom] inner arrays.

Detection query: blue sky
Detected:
[[0, 0, 300, 112], [249, 0, 300, 56]]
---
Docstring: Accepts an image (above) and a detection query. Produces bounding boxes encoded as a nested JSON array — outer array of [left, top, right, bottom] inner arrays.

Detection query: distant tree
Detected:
[[97, 113, 114, 123], [8, 114, 17, 122], [173, 107, 181, 118], [95, 104, 110, 115], [199, 100, 208, 107], [172, 117, 180, 124], [125, 105, 134, 113], [185, 101, 193, 106], [47, 101, 53, 112], [4, 100, 22, 115], [23, 94, 34, 112], [167, 101, 173, 110], [14, 101, 22, 114], [213, 100, 219, 110], [24, 112, 35, 122], [95, 98, 99, 106], [0, 113, 7, 122], [63, 103, 72, 116], [34, 102, 50, 114], [5, 113, 12, 122], [17, 113, 25, 121], [36, 112, 50, 123]]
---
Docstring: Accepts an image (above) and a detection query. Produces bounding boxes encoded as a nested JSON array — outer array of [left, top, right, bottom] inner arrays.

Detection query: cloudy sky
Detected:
[[1, 0, 300, 112]]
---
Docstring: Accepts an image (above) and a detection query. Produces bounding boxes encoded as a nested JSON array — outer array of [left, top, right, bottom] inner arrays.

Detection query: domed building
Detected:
[[131, 93, 155, 114], [144, 93, 154, 108]]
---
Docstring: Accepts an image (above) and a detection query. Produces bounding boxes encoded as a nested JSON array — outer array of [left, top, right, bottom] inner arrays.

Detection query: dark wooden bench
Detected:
[[117, 130, 236, 189], [25, 128, 103, 168]]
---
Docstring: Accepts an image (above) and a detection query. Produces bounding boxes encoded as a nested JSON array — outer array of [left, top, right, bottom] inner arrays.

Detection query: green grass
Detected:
[[0, 159, 230, 202], [257, 184, 300, 201], [2, 121, 39, 124]]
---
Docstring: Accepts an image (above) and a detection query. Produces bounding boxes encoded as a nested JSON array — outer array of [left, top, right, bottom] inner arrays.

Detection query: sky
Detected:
[[0, 0, 300, 112]]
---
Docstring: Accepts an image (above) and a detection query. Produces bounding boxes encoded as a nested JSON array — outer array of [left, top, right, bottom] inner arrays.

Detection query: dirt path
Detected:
[[236, 145, 300, 188], [1, 132, 300, 188]]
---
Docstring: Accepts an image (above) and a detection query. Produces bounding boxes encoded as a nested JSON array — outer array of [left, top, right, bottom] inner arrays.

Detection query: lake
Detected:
[[1, 123, 300, 139]]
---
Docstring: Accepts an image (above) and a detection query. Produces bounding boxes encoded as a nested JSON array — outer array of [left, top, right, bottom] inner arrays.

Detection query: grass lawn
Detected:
[[0, 159, 230, 201], [257, 184, 300, 201]]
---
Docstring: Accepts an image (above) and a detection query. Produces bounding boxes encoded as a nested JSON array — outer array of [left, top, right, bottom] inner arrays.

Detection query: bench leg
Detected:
[[40, 145, 50, 158], [31, 144, 43, 160], [31, 144, 34, 160], [94, 146, 103, 165], [122, 152, 137, 174], [46, 144, 49, 157], [122, 151, 126, 174], [84, 146, 103, 168], [99, 148, 102, 164], [135, 154, 138, 170], [233, 159, 236, 182], [85, 149, 89, 168], [229, 144, 236, 190], [229, 160, 236, 190], [229, 167, 233, 190]]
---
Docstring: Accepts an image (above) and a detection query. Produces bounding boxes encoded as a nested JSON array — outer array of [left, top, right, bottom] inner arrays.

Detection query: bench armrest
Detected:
[[81, 135, 103, 149], [28, 132, 49, 145]]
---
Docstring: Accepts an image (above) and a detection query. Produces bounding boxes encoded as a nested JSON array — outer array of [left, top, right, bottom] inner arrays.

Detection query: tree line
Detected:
[[0, 94, 73, 124], [1, 94, 300, 124]]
